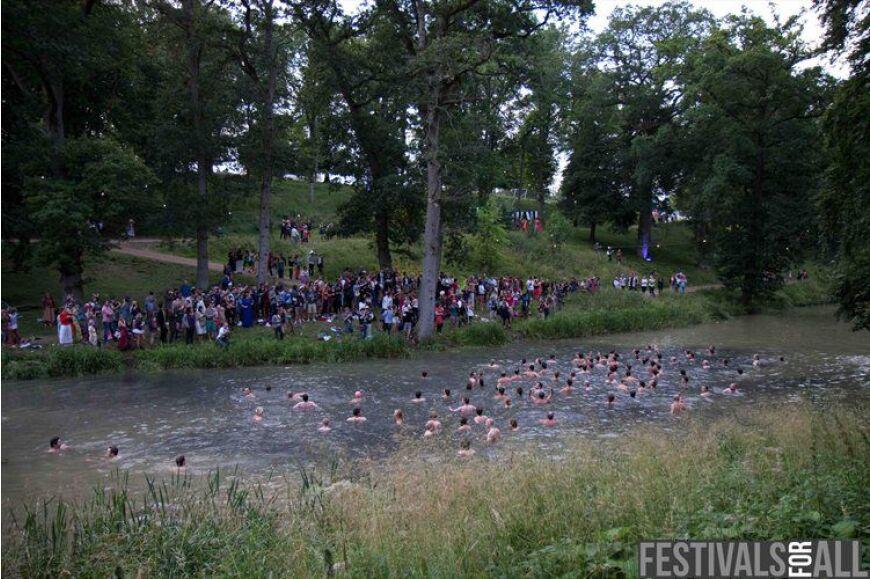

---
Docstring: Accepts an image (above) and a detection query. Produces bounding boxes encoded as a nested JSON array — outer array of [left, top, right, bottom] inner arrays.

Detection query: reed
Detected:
[[4, 404, 867, 577]]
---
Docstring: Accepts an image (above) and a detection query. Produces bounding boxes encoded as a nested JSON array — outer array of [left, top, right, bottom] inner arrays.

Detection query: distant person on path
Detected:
[[126, 218, 135, 238]]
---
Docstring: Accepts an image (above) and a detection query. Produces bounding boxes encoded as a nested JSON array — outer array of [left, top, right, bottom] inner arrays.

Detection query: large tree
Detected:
[[559, 70, 630, 242], [232, 0, 299, 284], [150, 0, 238, 289], [293, 3, 417, 269], [595, 2, 713, 258], [376, 0, 591, 340], [2, 0, 159, 298], [681, 14, 829, 304], [814, 0, 869, 329]]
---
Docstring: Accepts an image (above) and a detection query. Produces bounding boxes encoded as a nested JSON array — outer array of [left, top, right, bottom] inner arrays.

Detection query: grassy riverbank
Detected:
[[1, 278, 832, 381], [3, 404, 867, 577]]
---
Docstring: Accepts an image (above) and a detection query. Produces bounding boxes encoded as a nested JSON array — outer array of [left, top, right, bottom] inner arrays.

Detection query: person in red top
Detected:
[[57, 308, 74, 345], [117, 318, 130, 351], [434, 303, 445, 333]]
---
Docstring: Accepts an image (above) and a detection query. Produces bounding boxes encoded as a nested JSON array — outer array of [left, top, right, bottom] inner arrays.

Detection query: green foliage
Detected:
[[681, 15, 828, 304], [468, 198, 508, 271], [4, 405, 867, 576], [818, 63, 869, 329], [545, 209, 573, 250]]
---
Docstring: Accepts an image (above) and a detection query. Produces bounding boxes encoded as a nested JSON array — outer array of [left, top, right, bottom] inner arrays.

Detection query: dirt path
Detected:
[[112, 239, 225, 272]]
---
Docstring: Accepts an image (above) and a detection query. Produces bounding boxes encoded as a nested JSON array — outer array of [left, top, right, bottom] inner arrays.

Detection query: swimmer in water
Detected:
[[394, 409, 404, 425], [293, 393, 317, 410], [49, 437, 65, 453], [318, 418, 332, 433], [443, 388, 452, 400], [243, 387, 255, 398], [265, 385, 272, 391], [701, 360, 711, 370], [106, 446, 119, 459], [532, 388, 553, 405], [497, 372, 511, 386], [485, 418, 501, 443], [457, 417, 472, 432], [752, 354, 761, 367], [509, 418, 519, 431], [515, 386, 524, 399], [539, 412, 557, 427], [606, 393, 616, 408], [175, 455, 186, 470], [560, 379, 574, 395], [347, 407, 367, 423], [524, 365, 539, 378], [670, 394, 686, 414], [350, 390, 364, 404], [458, 439, 475, 458], [288, 391, 306, 401], [700, 385, 712, 397], [426, 411, 443, 433], [503, 397, 512, 409], [253, 406, 265, 422], [494, 386, 509, 401], [411, 391, 426, 403], [450, 397, 477, 418], [722, 383, 739, 395], [474, 407, 488, 424], [423, 422, 438, 438], [488, 359, 502, 371]]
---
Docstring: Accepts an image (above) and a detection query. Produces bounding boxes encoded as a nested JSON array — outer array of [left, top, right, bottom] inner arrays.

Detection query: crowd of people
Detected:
[[44, 343, 777, 463], [224, 248, 325, 281], [2, 269, 607, 349]]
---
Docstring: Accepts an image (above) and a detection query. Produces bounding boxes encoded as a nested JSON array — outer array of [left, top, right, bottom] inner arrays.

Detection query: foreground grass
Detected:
[[1, 279, 832, 381], [3, 404, 868, 577]]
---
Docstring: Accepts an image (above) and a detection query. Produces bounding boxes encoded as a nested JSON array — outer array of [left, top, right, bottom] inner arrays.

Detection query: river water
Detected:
[[2, 306, 868, 511]]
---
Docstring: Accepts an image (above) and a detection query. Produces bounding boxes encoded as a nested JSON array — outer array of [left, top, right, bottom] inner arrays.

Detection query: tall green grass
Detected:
[[4, 404, 868, 577], [518, 291, 715, 340], [136, 333, 410, 371], [1, 346, 123, 380]]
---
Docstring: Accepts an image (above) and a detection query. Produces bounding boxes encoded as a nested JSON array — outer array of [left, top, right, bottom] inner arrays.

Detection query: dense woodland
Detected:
[[2, 0, 868, 334]]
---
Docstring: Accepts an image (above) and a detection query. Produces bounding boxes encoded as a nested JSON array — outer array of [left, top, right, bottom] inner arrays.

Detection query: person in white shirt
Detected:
[[216, 323, 230, 348]]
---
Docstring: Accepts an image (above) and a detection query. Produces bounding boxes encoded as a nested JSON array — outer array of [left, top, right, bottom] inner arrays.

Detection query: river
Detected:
[[2, 306, 868, 511]]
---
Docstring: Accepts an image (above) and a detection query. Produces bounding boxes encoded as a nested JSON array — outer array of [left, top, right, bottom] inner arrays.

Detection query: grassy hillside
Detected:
[[155, 178, 720, 284]]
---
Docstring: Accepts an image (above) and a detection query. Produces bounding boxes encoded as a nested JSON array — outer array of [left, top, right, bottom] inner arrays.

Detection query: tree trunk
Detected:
[[59, 252, 84, 302], [417, 97, 444, 341], [308, 115, 318, 204], [589, 222, 597, 243], [185, 0, 210, 289], [636, 198, 653, 259], [375, 206, 392, 270], [256, 1, 276, 285], [195, 223, 210, 288]]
